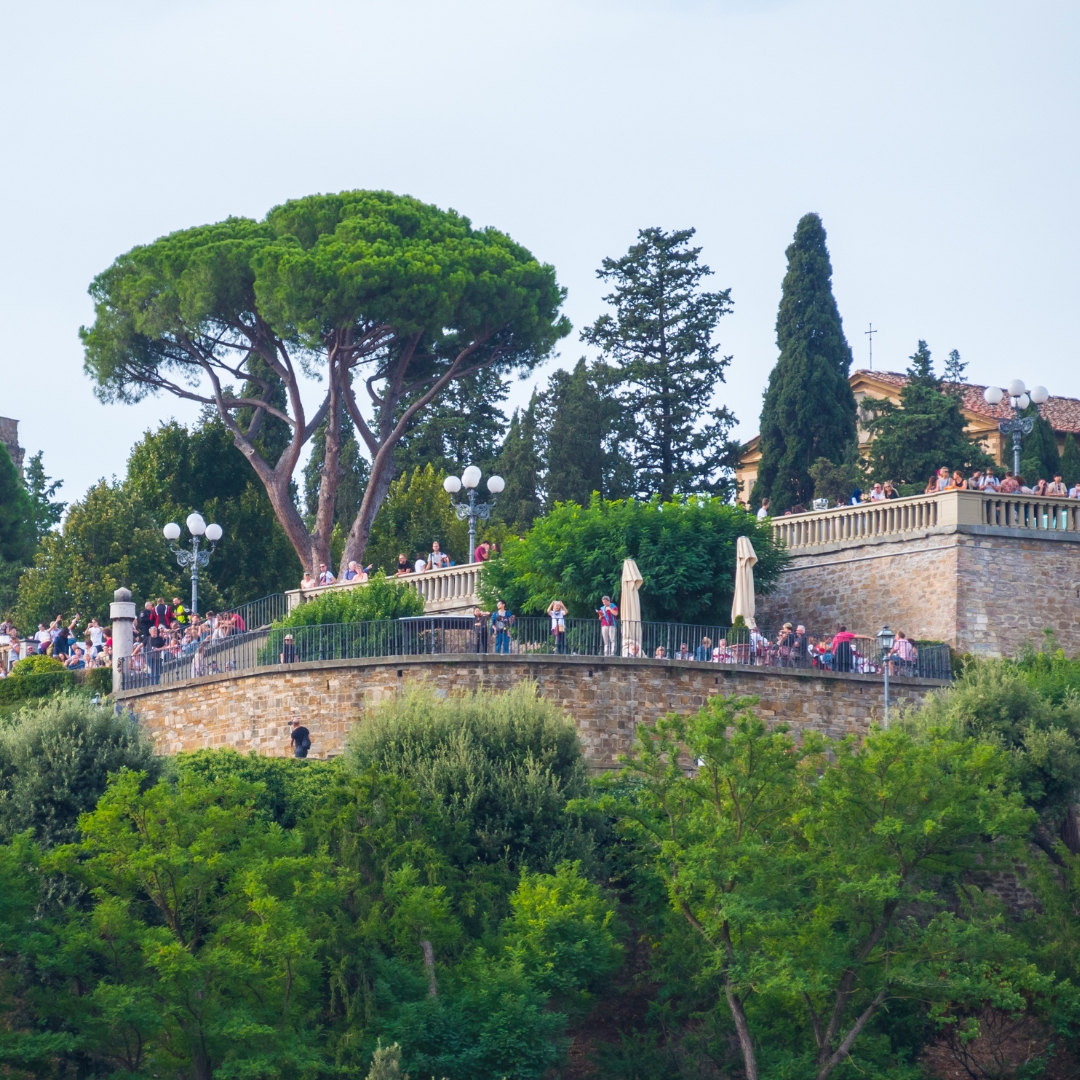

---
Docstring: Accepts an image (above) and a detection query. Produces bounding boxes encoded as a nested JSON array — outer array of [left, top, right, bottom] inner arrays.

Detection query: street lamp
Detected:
[[983, 380, 1050, 478], [877, 625, 895, 728], [163, 513, 223, 614], [443, 468, 504, 563]]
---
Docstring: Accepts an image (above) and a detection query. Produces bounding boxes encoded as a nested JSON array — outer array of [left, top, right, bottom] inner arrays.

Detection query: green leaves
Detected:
[[754, 213, 858, 512], [478, 493, 785, 621]]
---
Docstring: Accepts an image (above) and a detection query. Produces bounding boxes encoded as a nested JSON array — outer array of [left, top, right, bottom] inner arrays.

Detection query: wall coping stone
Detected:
[[114, 651, 948, 703], [780, 521, 1080, 560]]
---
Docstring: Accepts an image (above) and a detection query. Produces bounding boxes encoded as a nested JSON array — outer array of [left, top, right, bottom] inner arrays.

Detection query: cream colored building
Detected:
[[735, 369, 1080, 505]]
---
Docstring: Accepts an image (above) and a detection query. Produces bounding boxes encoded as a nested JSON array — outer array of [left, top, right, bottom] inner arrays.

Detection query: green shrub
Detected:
[[478, 494, 785, 622], [278, 575, 424, 628], [346, 682, 595, 881], [0, 671, 74, 705], [0, 691, 159, 846], [11, 654, 66, 677], [82, 666, 113, 696]]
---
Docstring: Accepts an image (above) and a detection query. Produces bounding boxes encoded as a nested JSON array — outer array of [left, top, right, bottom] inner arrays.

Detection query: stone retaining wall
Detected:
[[116, 655, 943, 767], [757, 526, 1080, 657]]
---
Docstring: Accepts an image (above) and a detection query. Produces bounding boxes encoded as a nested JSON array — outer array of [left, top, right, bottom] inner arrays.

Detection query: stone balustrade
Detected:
[[772, 488, 1080, 552], [286, 563, 481, 615]]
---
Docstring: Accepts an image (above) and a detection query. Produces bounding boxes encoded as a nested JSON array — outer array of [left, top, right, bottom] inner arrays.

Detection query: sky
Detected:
[[1, 0, 1078, 507]]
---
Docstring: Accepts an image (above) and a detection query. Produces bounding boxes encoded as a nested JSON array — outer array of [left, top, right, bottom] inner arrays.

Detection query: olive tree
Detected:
[[82, 191, 569, 575]]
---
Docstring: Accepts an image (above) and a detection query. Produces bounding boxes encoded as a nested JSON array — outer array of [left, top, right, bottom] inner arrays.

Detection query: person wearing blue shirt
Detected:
[[491, 601, 515, 654]]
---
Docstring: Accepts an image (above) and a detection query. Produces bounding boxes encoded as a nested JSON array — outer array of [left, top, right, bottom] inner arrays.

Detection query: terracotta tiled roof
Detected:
[[852, 370, 1080, 434]]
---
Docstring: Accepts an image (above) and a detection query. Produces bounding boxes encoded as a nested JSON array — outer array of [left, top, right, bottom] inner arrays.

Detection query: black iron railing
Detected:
[[118, 617, 952, 690]]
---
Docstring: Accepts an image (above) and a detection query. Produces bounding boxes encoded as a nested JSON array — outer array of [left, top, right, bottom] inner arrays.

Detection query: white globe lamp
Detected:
[[1017, 393, 1030, 410], [1030, 385, 1049, 405], [486, 474, 505, 494], [461, 465, 482, 489], [443, 475, 462, 494], [1007, 379, 1027, 398], [983, 386, 1004, 406], [163, 521, 181, 541], [186, 512, 206, 536], [205, 523, 223, 542]]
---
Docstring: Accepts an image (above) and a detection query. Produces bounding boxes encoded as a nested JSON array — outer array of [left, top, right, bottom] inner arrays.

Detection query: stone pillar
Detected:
[[110, 586, 136, 695]]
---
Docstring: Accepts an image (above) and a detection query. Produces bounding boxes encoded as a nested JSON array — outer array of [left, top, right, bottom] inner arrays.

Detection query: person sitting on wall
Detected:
[[887, 631, 918, 676]]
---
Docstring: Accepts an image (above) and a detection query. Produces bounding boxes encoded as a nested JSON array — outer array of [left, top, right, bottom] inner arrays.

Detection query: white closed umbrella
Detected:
[[731, 535, 758, 629], [620, 558, 644, 657]]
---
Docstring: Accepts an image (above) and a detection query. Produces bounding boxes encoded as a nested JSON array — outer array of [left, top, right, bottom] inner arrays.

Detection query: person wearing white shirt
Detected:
[[756, 498, 770, 521], [414, 557, 427, 573], [868, 483, 887, 502], [428, 541, 450, 570]]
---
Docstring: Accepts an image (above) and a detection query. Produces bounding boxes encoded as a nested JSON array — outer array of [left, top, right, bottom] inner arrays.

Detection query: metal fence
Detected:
[[118, 616, 952, 690], [214, 593, 289, 631]]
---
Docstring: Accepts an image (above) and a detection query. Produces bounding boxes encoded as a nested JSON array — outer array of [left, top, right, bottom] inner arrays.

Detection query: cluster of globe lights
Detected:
[[162, 513, 223, 543], [442, 465, 505, 496], [983, 379, 1049, 409]]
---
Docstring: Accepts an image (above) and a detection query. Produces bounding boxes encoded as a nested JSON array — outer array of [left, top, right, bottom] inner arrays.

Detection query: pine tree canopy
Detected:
[[582, 227, 737, 500], [865, 341, 994, 489], [752, 213, 858, 512]]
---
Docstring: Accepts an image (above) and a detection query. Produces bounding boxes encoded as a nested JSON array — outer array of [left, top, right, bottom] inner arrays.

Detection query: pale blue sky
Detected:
[[2, 0, 1077, 503]]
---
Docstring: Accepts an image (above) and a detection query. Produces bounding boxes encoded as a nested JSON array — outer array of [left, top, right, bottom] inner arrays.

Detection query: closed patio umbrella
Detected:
[[731, 535, 758, 629], [620, 558, 644, 657]]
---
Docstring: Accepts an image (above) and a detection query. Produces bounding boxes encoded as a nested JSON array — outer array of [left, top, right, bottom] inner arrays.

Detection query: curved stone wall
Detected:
[[115, 654, 945, 768]]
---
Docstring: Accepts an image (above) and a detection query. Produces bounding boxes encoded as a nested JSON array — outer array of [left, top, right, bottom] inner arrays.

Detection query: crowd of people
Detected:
[[297, 541, 505, 591], [0, 612, 113, 676], [756, 466, 1080, 521], [126, 598, 249, 681]]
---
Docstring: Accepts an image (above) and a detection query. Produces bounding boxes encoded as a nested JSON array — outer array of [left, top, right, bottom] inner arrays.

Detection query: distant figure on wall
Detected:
[[289, 719, 312, 758]]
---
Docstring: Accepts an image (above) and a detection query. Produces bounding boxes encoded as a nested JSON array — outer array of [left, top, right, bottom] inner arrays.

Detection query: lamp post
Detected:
[[877, 624, 895, 728], [443, 467, 504, 563], [983, 380, 1049, 478], [163, 512, 223, 615]]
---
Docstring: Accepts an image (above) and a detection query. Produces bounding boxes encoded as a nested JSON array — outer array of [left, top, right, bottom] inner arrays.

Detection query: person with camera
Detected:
[[597, 596, 619, 656]]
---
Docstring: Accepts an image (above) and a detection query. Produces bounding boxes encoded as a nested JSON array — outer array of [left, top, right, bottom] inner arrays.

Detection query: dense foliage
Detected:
[[82, 190, 570, 577], [752, 213, 858, 512], [275, 576, 424, 628], [582, 227, 737, 500], [865, 341, 994, 490], [478, 494, 785, 622], [0, 443, 35, 615]]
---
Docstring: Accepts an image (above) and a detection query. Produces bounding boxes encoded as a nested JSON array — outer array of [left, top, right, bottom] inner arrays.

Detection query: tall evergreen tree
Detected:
[[865, 341, 994, 489], [1019, 411, 1061, 485], [752, 213, 858, 512], [582, 227, 737, 500], [0, 443, 35, 616], [1060, 434, 1080, 488], [540, 359, 604, 506], [23, 451, 65, 543], [495, 397, 544, 534]]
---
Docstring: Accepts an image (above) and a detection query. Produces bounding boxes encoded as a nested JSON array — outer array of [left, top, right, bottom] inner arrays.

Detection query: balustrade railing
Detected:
[[285, 563, 481, 613], [773, 488, 1080, 551], [117, 617, 952, 690]]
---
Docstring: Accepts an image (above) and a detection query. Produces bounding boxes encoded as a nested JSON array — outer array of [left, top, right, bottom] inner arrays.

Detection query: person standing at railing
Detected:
[[147, 623, 166, 684], [979, 467, 1000, 492], [491, 601, 515, 654], [1049, 474, 1068, 497], [547, 600, 568, 654], [1070, 481, 1080, 499], [886, 631, 917, 676], [280, 633, 297, 664], [597, 596, 619, 656], [756, 498, 770, 521], [471, 607, 488, 653], [428, 541, 450, 570], [999, 472, 1021, 493], [318, 563, 336, 585], [830, 625, 855, 673], [172, 598, 189, 626], [395, 554, 411, 575], [694, 636, 712, 661]]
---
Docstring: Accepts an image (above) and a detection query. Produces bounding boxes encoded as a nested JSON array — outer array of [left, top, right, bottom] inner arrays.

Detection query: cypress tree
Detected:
[[1019, 413, 1060, 486], [495, 396, 544, 533], [865, 341, 993, 489], [0, 442, 34, 567], [542, 359, 604, 506], [752, 214, 858, 512], [1060, 434, 1080, 488]]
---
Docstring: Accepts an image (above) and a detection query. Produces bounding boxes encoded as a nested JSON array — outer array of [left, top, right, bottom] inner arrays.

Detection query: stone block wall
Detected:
[[757, 526, 1080, 658], [116, 654, 941, 767]]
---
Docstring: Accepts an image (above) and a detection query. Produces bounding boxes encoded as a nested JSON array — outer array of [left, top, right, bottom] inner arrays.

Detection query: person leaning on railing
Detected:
[[887, 631, 917, 676]]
